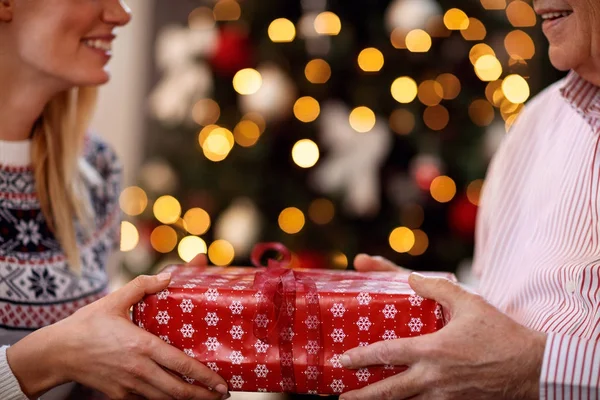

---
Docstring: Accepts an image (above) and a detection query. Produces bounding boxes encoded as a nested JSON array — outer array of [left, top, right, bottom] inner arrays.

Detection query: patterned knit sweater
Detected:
[[0, 135, 121, 399]]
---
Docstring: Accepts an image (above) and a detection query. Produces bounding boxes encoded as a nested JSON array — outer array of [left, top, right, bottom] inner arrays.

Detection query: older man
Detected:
[[339, 1, 600, 399]]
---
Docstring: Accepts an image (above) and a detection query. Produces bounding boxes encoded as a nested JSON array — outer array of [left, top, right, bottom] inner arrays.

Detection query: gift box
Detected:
[[133, 244, 454, 395]]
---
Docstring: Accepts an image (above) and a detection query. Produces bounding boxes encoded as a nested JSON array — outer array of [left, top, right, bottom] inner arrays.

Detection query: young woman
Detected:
[[0, 1, 229, 399]]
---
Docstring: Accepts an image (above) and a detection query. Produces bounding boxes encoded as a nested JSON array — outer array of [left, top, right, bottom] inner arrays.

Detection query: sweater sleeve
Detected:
[[0, 346, 29, 400], [540, 333, 600, 399]]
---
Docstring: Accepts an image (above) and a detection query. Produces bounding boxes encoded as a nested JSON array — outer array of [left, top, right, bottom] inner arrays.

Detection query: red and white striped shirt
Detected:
[[474, 71, 600, 399]]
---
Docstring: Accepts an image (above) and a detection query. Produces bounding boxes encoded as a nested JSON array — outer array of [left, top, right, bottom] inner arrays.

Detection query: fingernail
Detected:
[[340, 354, 351, 367], [157, 272, 171, 281], [221, 394, 231, 400], [215, 384, 229, 396], [410, 272, 425, 281]]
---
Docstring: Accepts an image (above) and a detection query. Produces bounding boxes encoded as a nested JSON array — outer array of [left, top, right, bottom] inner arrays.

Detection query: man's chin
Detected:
[[548, 46, 579, 71]]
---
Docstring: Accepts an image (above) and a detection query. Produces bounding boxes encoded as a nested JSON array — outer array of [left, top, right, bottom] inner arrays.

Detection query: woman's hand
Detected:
[[8, 273, 230, 400]]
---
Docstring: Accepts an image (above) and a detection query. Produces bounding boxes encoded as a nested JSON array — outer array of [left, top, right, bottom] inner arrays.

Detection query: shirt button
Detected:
[[566, 280, 577, 294]]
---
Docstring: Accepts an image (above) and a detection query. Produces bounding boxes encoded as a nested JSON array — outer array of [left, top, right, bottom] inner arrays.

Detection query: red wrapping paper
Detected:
[[134, 260, 452, 395]]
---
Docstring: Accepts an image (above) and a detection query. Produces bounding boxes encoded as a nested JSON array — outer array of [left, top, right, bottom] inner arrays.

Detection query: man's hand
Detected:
[[339, 273, 547, 400], [354, 254, 412, 274]]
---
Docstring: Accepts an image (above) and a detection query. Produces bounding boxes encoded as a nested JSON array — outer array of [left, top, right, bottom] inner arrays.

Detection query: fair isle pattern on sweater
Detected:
[[0, 136, 121, 331]]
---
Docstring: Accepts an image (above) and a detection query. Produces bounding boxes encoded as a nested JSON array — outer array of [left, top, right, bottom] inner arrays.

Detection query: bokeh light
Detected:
[[178, 236, 208, 262], [305, 59, 331, 84], [460, 18, 487, 41], [389, 109, 415, 135], [234, 120, 261, 147], [401, 203, 425, 229], [469, 99, 495, 127], [506, 1, 537, 27], [391, 77, 418, 104], [183, 208, 211, 235], [474, 55, 503, 81], [469, 43, 496, 65], [233, 68, 263, 95], [349, 106, 376, 133], [213, 0, 241, 21], [390, 28, 407, 49], [502, 75, 530, 104], [292, 139, 320, 168], [443, 8, 469, 30], [188, 7, 215, 30], [389, 227, 415, 253], [202, 127, 234, 162], [119, 186, 148, 216], [314, 11, 341, 35], [408, 229, 429, 256], [331, 252, 348, 269], [485, 80, 503, 106], [467, 179, 484, 206], [436, 73, 461, 100], [151, 225, 178, 253], [208, 239, 235, 266], [418, 80, 444, 106], [192, 99, 220, 126], [242, 112, 266, 133], [426, 16, 451, 38], [430, 176, 456, 203], [279, 207, 306, 234], [153, 195, 181, 224], [293, 96, 321, 123], [308, 198, 335, 225], [268, 18, 296, 42], [406, 29, 432, 53], [504, 30, 535, 60], [120, 221, 139, 252], [481, 0, 506, 10], [358, 48, 384, 72], [423, 105, 449, 131]]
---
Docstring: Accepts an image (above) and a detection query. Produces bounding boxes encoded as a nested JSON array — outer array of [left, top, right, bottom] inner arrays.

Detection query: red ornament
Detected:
[[209, 26, 253, 76], [448, 194, 479, 239]]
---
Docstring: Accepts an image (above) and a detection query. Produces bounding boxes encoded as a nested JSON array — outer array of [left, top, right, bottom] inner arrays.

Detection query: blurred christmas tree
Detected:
[[119, 0, 563, 282]]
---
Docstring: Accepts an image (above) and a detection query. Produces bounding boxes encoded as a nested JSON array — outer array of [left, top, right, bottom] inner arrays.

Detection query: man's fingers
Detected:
[[354, 254, 412, 274], [339, 369, 422, 400], [188, 253, 208, 267], [341, 337, 422, 368], [408, 273, 470, 310], [108, 273, 172, 311]]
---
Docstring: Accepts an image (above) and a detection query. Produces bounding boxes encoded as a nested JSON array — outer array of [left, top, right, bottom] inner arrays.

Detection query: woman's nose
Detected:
[[103, 0, 133, 27]]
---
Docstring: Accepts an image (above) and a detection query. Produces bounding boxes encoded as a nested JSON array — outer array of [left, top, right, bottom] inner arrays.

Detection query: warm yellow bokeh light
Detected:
[[391, 77, 418, 104], [401, 203, 425, 229], [358, 48, 384, 72], [444, 8, 470, 30], [504, 30, 535, 60], [423, 105, 450, 131], [467, 179, 484, 206], [234, 120, 261, 147], [469, 99, 495, 127], [418, 80, 444, 106], [268, 18, 296, 42], [331, 252, 348, 269], [408, 229, 429, 256], [151, 225, 178, 253], [208, 239, 235, 266], [308, 198, 335, 225], [119, 186, 148, 216], [474, 55, 503, 81], [153, 195, 181, 224], [293, 96, 321, 123], [485, 80, 503, 105], [430, 175, 457, 203], [481, 0, 506, 10], [349, 106, 376, 133], [189, 7, 215, 30], [292, 139, 320, 168], [389, 109, 415, 135], [390, 28, 407, 49], [192, 99, 220, 126], [213, 0, 241, 21], [427, 16, 451, 38], [120, 221, 139, 252], [436, 73, 461, 100], [242, 112, 266, 133], [389, 227, 415, 253], [469, 43, 496, 65], [203, 127, 234, 162], [305, 59, 331, 84], [233, 68, 263, 95], [178, 236, 208, 263], [278, 207, 305, 234], [198, 124, 219, 147], [406, 29, 432, 53], [506, 1, 537, 27], [460, 18, 487, 41], [183, 208, 211, 235], [502, 75, 530, 104], [314, 11, 341, 35]]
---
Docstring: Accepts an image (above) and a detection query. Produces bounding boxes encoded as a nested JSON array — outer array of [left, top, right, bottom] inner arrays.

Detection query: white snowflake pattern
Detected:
[[258, 388, 267, 392], [330, 303, 346, 317], [280, 327, 294, 341], [183, 376, 195, 384], [304, 366, 319, 380], [16, 220, 42, 245], [184, 348, 195, 358], [280, 352, 293, 367], [229, 351, 244, 365], [215, 278, 229, 284], [156, 289, 170, 300], [305, 291, 319, 304], [304, 315, 319, 330], [204, 312, 220, 326], [207, 362, 219, 372], [286, 302, 295, 316], [330, 379, 345, 393], [155, 310, 171, 325], [254, 340, 270, 353], [137, 301, 146, 312], [204, 337, 221, 351], [204, 288, 219, 301], [330, 328, 346, 343], [329, 354, 343, 368], [229, 325, 245, 340], [409, 293, 424, 307], [183, 283, 197, 289], [230, 375, 244, 389], [356, 292, 372, 305], [382, 304, 398, 319], [254, 291, 267, 303], [333, 287, 348, 293], [359, 342, 369, 347], [305, 340, 320, 355], [356, 316, 372, 331], [408, 317, 424, 332], [254, 314, 270, 328], [382, 330, 397, 341], [280, 377, 294, 391], [254, 364, 269, 378], [233, 285, 246, 290], [435, 304, 443, 320], [229, 300, 244, 315], [384, 364, 395, 370], [180, 324, 195, 338], [356, 368, 371, 382], [179, 299, 194, 313], [159, 335, 170, 344]]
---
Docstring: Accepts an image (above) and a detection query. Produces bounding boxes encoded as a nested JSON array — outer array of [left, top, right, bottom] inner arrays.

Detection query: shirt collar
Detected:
[[560, 70, 600, 120]]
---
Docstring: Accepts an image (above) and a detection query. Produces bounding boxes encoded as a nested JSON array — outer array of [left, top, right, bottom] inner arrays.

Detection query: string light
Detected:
[[213, 0, 241, 21], [234, 120, 261, 147], [120, 221, 139, 252], [443, 8, 469, 30], [358, 48, 384, 72], [408, 230, 429, 256], [314, 11, 341, 35], [504, 30, 535, 60], [391, 77, 418, 104], [418, 80, 444, 106], [279, 207, 305, 234], [406, 29, 432, 53], [119, 186, 148, 216], [151, 225, 178, 253], [183, 208, 211, 235], [293, 96, 321, 123], [389, 227, 415, 253], [502, 75, 530, 104], [469, 99, 495, 127], [208, 240, 235, 266], [460, 18, 486, 41], [423, 105, 450, 131], [292, 139, 320, 168], [192, 99, 220, 126], [153, 195, 181, 224], [389, 109, 415, 135], [308, 198, 335, 225], [506, 1, 537, 27], [178, 236, 208, 262], [305, 59, 331, 84], [233, 68, 263, 95], [430, 176, 456, 203], [349, 106, 376, 133], [436, 73, 461, 100], [268, 18, 296, 42], [467, 179, 484, 206], [474, 55, 502, 81], [481, 0, 506, 10]]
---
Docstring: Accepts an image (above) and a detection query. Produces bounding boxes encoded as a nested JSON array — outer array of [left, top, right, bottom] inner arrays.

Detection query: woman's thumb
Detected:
[[108, 272, 171, 311]]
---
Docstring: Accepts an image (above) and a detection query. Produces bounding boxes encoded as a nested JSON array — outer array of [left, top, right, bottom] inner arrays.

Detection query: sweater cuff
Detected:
[[0, 346, 29, 400]]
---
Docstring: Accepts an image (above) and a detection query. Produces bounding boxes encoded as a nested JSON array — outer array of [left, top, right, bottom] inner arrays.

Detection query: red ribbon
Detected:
[[250, 243, 323, 393]]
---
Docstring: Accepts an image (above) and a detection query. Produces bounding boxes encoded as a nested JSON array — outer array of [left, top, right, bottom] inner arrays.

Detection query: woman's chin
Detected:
[[548, 46, 580, 71]]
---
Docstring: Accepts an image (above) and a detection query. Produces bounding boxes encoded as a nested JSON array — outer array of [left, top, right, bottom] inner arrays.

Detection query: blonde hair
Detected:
[[31, 87, 99, 275]]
